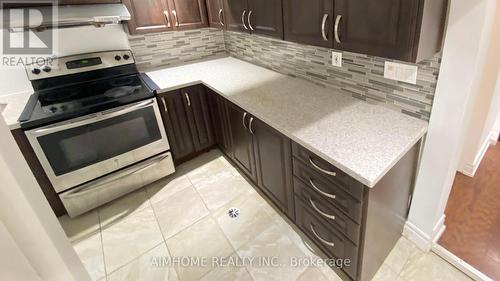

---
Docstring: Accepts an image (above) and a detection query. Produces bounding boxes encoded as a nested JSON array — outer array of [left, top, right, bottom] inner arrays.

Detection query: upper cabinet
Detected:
[[206, 0, 225, 29], [166, 0, 208, 30], [284, 0, 447, 62], [283, 0, 334, 48], [123, 0, 207, 34], [332, 0, 447, 62], [222, 0, 283, 39], [59, 0, 121, 4], [122, 0, 173, 34]]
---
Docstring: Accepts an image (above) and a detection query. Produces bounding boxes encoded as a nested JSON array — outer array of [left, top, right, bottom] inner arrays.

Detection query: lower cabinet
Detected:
[[160, 84, 419, 281], [226, 102, 258, 182], [157, 84, 215, 164], [252, 118, 294, 218]]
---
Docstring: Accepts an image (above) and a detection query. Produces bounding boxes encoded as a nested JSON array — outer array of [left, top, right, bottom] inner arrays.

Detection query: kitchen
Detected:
[[0, 0, 492, 281]]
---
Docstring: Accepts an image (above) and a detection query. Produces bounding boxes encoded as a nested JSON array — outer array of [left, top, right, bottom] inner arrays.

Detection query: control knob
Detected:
[[114, 55, 122, 61], [43, 66, 51, 73], [32, 68, 41, 75]]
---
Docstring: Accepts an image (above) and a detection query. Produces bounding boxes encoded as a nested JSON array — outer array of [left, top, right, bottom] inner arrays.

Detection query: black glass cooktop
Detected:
[[19, 65, 156, 129]]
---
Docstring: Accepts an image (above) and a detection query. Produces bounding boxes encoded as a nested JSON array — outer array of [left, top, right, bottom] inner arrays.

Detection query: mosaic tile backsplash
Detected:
[[224, 31, 441, 120], [129, 28, 225, 70], [128, 28, 441, 120]]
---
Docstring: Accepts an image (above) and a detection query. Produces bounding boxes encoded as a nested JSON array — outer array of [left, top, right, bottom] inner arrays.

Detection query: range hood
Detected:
[[4, 4, 131, 31]]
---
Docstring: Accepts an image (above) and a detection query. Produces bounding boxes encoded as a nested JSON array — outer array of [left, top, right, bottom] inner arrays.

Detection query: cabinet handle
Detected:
[[321, 14, 329, 41], [309, 198, 336, 220], [242, 112, 248, 129], [218, 8, 224, 26], [310, 224, 335, 247], [249, 117, 255, 134], [162, 97, 168, 112], [334, 15, 342, 44], [247, 10, 254, 31], [184, 92, 191, 107], [172, 10, 179, 27], [308, 177, 337, 200], [242, 10, 248, 30], [309, 157, 337, 177], [163, 10, 171, 27]]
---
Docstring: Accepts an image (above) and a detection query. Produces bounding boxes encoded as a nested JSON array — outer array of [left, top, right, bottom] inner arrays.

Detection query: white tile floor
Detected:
[[58, 149, 473, 281]]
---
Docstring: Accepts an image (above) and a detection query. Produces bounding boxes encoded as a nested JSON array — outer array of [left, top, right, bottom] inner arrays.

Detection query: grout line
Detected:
[[97, 209, 108, 281], [105, 241, 164, 278]]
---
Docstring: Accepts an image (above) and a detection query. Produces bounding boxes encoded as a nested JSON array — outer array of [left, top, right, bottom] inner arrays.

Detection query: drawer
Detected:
[[294, 177, 360, 244], [292, 142, 363, 200], [293, 160, 363, 223], [295, 197, 359, 280]]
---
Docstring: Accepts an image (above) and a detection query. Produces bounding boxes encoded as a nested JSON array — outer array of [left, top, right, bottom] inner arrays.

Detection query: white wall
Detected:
[[405, 0, 498, 250], [0, 24, 130, 97], [458, 4, 500, 176], [0, 116, 91, 280]]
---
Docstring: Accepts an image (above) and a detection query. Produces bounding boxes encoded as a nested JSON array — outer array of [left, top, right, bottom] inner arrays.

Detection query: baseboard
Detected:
[[432, 244, 493, 281], [432, 214, 446, 243], [460, 138, 491, 177], [403, 221, 432, 251]]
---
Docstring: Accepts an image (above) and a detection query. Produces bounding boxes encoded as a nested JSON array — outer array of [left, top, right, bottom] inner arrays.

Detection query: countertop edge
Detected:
[[147, 76, 427, 188]]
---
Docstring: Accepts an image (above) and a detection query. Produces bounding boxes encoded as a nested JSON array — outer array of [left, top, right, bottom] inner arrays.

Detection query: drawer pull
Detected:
[[310, 224, 335, 247], [309, 177, 336, 200], [309, 157, 337, 177], [309, 199, 336, 220]]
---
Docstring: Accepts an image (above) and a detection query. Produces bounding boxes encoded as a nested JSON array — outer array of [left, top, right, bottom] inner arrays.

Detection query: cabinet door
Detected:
[[252, 118, 294, 218], [123, 0, 173, 34], [247, 0, 283, 39], [182, 85, 216, 152], [333, 0, 418, 61], [206, 0, 225, 29], [283, 0, 333, 48], [227, 103, 257, 181], [223, 0, 249, 33], [207, 90, 233, 156], [166, 0, 208, 30], [157, 92, 196, 163]]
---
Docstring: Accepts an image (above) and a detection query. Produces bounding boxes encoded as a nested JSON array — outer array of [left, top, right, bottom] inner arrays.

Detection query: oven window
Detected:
[[37, 107, 162, 176]]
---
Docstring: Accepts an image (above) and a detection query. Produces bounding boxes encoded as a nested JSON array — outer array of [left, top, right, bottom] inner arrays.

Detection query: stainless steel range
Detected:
[[19, 50, 174, 217]]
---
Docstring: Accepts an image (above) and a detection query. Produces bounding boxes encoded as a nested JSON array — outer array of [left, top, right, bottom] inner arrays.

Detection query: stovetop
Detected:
[[19, 68, 156, 129]]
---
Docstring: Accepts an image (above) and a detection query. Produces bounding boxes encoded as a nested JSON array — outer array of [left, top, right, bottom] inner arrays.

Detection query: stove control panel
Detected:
[[26, 50, 135, 81]]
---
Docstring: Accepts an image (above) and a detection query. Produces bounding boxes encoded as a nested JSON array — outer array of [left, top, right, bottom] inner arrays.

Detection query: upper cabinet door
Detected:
[[123, 0, 173, 34], [283, 0, 334, 48], [166, 0, 208, 30], [333, 0, 418, 61], [206, 0, 226, 29], [223, 0, 250, 33], [247, 0, 283, 39]]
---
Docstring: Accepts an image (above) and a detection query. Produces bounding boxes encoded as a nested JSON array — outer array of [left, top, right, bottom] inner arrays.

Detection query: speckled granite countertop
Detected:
[[0, 91, 32, 130], [146, 57, 428, 188]]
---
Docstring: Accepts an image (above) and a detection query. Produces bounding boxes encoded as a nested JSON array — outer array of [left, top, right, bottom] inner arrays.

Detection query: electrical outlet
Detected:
[[384, 62, 418, 84], [332, 51, 342, 67]]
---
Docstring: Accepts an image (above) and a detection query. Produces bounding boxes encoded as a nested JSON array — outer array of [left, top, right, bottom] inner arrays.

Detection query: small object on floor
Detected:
[[228, 207, 240, 218]]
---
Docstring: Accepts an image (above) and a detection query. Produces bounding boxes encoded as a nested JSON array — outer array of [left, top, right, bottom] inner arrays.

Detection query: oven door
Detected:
[[25, 98, 170, 193]]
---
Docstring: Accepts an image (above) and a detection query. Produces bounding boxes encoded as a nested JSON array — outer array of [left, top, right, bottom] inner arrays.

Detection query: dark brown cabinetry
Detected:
[[332, 0, 447, 62], [123, 0, 173, 34], [166, 0, 208, 30], [223, 0, 283, 39], [207, 89, 233, 156], [157, 85, 215, 164], [226, 103, 258, 181], [206, 0, 225, 29], [283, 0, 334, 48], [283, 0, 447, 62], [123, 0, 208, 34], [252, 118, 294, 217]]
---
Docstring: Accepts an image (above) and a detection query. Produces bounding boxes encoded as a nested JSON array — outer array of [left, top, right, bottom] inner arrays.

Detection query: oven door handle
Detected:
[[29, 99, 155, 136], [61, 153, 170, 199]]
